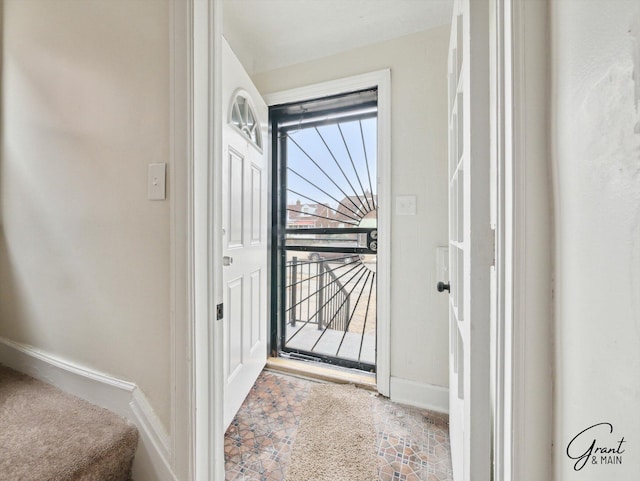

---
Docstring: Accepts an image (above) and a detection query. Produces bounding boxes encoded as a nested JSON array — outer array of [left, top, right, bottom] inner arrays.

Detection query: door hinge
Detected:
[[216, 303, 223, 321]]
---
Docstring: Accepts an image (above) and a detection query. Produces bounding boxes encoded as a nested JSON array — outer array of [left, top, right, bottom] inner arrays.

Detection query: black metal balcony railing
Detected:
[[286, 256, 351, 332], [281, 249, 377, 371]]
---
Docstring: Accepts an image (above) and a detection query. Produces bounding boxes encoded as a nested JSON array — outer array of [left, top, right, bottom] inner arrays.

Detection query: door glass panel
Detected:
[[231, 93, 262, 149]]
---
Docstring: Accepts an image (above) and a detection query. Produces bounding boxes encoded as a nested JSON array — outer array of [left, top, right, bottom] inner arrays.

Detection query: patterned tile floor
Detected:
[[224, 370, 453, 481]]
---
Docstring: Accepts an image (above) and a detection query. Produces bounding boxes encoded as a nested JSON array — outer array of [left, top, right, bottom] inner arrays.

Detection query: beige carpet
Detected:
[[285, 383, 377, 481], [0, 364, 138, 481]]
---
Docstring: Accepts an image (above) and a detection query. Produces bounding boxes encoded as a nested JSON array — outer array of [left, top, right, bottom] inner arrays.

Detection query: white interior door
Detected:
[[222, 39, 268, 430], [446, 1, 492, 481], [447, 5, 466, 472]]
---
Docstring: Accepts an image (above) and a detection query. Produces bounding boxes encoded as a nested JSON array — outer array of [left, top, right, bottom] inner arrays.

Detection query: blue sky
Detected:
[[286, 118, 377, 217]]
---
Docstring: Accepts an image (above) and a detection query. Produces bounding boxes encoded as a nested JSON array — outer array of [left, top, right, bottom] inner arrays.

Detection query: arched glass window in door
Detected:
[[230, 92, 262, 150]]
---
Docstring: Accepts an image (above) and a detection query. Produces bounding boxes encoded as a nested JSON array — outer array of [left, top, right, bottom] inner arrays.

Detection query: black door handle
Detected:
[[437, 281, 450, 293]]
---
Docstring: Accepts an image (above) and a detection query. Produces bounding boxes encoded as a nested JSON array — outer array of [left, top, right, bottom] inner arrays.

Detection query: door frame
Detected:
[[170, 1, 226, 480], [170, 1, 552, 480], [264, 71, 391, 395], [491, 1, 553, 481]]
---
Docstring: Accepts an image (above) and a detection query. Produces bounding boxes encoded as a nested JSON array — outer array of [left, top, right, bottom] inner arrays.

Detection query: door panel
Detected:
[[222, 39, 268, 430], [250, 166, 262, 244], [227, 277, 243, 380], [228, 148, 244, 248], [250, 269, 262, 350]]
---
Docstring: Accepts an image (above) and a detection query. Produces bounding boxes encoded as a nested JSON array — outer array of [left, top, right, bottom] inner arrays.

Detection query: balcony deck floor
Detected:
[[284, 323, 376, 365]]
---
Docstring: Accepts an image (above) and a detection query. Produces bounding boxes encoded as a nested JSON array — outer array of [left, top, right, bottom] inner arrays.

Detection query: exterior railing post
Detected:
[[290, 257, 297, 327], [317, 261, 325, 330]]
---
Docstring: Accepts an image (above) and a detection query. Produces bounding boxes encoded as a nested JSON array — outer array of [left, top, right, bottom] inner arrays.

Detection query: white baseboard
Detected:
[[389, 376, 449, 414], [0, 336, 178, 481]]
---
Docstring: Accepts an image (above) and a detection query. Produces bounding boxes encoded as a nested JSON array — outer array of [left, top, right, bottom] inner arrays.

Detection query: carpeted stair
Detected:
[[0, 364, 139, 481]]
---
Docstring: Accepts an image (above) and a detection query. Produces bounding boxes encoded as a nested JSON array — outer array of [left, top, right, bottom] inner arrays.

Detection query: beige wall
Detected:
[[551, 1, 640, 479], [0, 0, 171, 428], [253, 27, 450, 389]]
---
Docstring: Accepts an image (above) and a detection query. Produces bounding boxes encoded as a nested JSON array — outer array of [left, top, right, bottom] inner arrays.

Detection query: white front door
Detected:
[[446, 1, 492, 480], [221, 39, 268, 430]]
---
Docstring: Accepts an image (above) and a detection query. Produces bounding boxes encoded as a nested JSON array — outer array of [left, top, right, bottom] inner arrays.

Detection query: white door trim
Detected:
[[490, 0, 508, 478], [187, 1, 225, 481], [263, 70, 392, 396], [496, 1, 553, 481], [168, 0, 194, 479]]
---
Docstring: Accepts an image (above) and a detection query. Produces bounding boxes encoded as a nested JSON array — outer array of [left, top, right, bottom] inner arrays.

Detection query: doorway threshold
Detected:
[[266, 357, 377, 392]]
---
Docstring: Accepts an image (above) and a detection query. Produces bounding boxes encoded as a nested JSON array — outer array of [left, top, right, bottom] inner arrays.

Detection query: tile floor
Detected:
[[224, 370, 453, 481]]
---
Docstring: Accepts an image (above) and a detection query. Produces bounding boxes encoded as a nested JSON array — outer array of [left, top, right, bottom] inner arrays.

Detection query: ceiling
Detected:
[[223, 0, 453, 74]]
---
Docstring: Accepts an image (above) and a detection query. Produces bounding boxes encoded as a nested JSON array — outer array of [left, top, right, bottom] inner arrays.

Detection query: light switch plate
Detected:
[[148, 163, 166, 200], [396, 195, 417, 215]]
